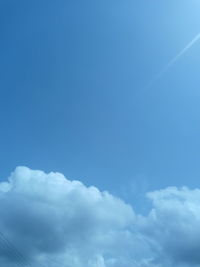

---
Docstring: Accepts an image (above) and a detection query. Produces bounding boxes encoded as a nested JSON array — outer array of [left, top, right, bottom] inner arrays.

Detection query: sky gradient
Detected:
[[1, 0, 200, 266], [1, 0, 200, 195]]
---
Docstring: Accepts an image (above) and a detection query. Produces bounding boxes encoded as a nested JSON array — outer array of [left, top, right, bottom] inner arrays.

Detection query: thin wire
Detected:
[[0, 232, 30, 267], [0, 231, 51, 267], [0, 241, 24, 267], [0, 236, 27, 267]]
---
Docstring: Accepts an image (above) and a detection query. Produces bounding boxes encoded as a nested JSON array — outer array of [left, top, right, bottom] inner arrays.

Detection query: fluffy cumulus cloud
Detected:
[[0, 167, 200, 267]]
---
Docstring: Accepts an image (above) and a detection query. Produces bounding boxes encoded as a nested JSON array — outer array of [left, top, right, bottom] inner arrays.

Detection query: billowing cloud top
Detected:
[[0, 167, 199, 267]]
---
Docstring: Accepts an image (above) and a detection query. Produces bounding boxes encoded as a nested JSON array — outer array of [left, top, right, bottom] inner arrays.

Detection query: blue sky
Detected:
[[2, 1, 200, 266], [1, 0, 200, 206]]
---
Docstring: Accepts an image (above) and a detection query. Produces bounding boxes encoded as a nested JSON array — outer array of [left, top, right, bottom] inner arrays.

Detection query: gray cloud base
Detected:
[[0, 167, 199, 267]]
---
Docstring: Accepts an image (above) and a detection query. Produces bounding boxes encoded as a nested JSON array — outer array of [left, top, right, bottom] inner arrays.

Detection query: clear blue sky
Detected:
[[1, 0, 200, 207]]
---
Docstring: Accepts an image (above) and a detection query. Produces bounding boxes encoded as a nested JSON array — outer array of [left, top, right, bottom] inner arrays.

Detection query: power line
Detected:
[[0, 231, 31, 267], [0, 231, 51, 267], [0, 239, 24, 267]]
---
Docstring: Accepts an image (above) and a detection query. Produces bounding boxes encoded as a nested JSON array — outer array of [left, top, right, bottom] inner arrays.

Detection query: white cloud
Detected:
[[140, 187, 200, 266], [0, 167, 138, 267], [0, 167, 200, 267]]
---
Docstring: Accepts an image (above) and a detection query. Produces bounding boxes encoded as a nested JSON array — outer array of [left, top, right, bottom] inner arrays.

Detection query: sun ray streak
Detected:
[[145, 32, 200, 90]]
